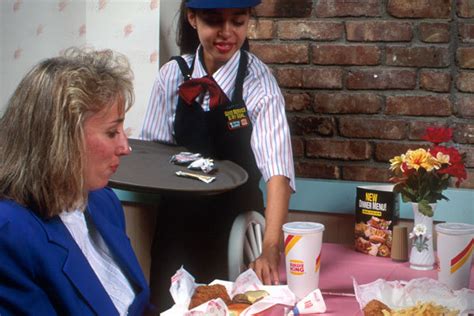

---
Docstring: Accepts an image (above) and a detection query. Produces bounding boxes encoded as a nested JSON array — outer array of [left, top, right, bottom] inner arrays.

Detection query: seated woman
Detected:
[[0, 48, 154, 315]]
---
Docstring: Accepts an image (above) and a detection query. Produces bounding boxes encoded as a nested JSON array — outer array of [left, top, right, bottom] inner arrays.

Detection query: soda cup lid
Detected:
[[435, 222, 474, 235], [283, 222, 325, 234]]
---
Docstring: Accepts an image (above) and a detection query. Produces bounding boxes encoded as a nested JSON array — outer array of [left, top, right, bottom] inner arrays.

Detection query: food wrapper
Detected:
[[353, 277, 474, 315], [188, 158, 216, 174], [171, 152, 216, 174], [170, 152, 202, 165], [175, 171, 216, 183], [161, 267, 326, 315]]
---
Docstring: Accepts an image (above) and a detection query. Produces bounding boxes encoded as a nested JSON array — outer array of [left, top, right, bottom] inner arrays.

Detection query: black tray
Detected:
[[108, 139, 248, 195]]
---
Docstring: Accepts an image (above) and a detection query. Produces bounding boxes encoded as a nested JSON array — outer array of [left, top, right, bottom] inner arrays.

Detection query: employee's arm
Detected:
[[250, 175, 291, 285]]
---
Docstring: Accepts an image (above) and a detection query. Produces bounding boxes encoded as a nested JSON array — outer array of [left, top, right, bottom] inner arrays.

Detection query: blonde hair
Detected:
[[0, 47, 134, 218]]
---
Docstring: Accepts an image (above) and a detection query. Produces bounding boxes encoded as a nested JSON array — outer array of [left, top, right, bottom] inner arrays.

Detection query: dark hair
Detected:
[[176, 1, 200, 54], [176, 0, 250, 55]]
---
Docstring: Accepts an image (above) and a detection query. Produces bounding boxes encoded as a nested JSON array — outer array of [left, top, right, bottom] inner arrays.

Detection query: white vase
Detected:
[[409, 203, 435, 270]]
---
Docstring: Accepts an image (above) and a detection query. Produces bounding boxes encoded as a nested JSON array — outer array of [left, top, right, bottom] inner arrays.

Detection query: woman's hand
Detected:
[[249, 244, 281, 285]]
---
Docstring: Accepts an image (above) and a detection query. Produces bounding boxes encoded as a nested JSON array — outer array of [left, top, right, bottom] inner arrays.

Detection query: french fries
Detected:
[[381, 301, 459, 316]]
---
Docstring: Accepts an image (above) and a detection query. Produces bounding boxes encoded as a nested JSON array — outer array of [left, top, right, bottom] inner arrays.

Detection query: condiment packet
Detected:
[[187, 158, 216, 174], [170, 152, 202, 165], [287, 289, 327, 315], [175, 171, 216, 183], [353, 277, 474, 315]]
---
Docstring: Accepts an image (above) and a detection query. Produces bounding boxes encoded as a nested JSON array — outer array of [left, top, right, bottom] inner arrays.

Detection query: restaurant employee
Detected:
[[140, 0, 295, 308]]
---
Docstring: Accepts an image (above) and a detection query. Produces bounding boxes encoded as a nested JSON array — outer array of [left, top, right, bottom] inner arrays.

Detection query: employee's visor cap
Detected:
[[186, 0, 261, 9]]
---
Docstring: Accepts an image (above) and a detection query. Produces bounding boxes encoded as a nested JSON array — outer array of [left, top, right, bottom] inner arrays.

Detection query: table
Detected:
[[315, 243, 474, 315], [109, 138, 248, 196]]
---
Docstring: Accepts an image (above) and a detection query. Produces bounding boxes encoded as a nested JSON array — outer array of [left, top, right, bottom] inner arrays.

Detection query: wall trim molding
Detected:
[[113, 178, 474, 224]]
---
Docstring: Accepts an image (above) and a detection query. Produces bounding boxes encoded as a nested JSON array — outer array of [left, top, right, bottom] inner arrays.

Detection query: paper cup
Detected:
[[435, 223, 474, 290], [283, 222, 325, 300]]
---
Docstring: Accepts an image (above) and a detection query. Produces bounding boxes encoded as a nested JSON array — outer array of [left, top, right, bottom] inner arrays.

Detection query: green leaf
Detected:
[[418, 201, 434, 217], [401, 194, 412, 203], [440, 193, 449, 201], [404, 187, 417, 200]]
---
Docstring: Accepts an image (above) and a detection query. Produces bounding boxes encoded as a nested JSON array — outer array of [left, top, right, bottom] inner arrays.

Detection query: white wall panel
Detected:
[[0, 0, 160, 137]]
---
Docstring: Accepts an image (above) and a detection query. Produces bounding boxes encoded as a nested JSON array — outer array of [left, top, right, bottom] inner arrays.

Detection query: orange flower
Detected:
[[389, 154, 405, 171], [404, 149, 439, 172]]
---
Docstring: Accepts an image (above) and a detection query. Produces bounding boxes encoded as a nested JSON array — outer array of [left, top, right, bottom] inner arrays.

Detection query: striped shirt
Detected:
[[140, 48, 295, 191], [60, 210, 135, 316]]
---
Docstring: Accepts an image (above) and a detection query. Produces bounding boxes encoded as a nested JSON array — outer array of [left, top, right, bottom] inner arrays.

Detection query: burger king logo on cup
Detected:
[[290, 259, 304, 275]]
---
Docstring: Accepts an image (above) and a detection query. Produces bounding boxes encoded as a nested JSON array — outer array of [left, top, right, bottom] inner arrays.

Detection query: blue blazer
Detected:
[[0, 188, 153, 315]]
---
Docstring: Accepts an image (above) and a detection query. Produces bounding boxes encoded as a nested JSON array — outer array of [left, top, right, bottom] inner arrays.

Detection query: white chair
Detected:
[[228, 211, 265, 281]]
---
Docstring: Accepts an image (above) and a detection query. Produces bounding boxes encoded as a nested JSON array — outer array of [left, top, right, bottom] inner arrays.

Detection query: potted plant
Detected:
[[389, 127, 467, 270]]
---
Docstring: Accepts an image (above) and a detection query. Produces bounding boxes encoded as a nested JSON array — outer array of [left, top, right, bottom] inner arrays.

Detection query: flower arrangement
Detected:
[[409, 224, 430, 252], [389, 127, 467, 217]]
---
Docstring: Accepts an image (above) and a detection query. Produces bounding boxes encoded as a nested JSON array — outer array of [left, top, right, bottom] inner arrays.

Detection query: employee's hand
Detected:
[[249, 244, 281, 285]]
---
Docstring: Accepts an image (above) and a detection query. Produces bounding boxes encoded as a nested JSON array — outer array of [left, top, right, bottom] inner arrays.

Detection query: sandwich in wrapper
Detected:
[[161, 267, 327, 315]]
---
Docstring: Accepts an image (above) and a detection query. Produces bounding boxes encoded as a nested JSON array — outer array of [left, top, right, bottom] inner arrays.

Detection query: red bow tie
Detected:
[[178, 76, 228, 109]]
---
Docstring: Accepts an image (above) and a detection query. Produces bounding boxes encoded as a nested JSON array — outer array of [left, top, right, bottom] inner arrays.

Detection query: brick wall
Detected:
[[249, 0, 474, 189]]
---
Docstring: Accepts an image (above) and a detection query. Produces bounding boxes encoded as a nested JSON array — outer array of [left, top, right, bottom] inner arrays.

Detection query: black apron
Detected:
[[150, 50, 264, 311], [173, 48, 262, 210]]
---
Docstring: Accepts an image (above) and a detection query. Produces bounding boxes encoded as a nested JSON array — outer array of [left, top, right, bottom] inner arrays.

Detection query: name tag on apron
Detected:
[[224, 106, 250, 130]]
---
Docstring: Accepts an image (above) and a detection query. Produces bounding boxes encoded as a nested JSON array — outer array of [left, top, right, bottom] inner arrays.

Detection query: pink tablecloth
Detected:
[[315, 243, 474, 315]]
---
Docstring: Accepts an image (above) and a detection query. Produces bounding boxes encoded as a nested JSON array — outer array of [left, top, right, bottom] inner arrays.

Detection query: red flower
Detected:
[[430, 146, 463, 165], [402, 165, 416, 176], [422, 127, 452, 145], [438, 163, 467, 187], [429, 146, 466, 186]]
